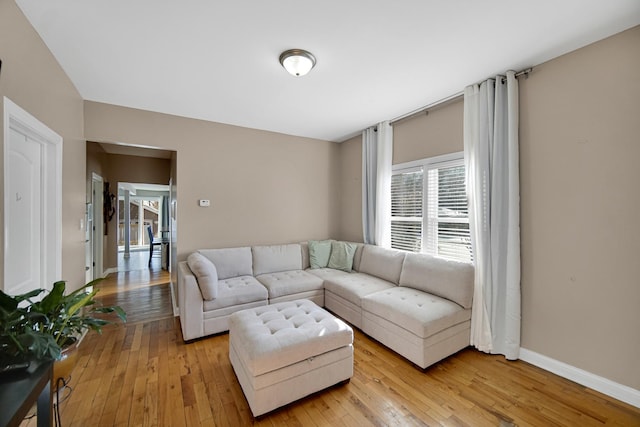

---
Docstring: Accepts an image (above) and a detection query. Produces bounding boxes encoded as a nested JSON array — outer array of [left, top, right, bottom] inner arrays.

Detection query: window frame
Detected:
[[391, 152, 471, 262]]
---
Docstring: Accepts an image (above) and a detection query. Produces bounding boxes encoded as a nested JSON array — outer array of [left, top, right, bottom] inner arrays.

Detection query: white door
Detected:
[[5, 127, 43, 295], [3, 97, 62, 296]]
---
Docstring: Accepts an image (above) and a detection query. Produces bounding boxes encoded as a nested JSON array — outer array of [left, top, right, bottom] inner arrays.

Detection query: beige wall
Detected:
[[336, 134, 363, 243], [0, 1, 86, 291], [84, 102, 341, 262], [519, 26, 640, 389], [393, 100, 464, 164], [336, 99, 464, 243], [86, 141, 107, 182], [105, 153, 171, 186], [337, 26, 640, 390]]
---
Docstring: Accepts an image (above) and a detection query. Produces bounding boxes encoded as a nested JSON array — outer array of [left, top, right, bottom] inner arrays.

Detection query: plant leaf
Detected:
[[66, 289, 98, 317], [0, 290, 19, 311], [18, 330, 61, 360], [0, 288, 43, 310], [68, 278, 105, 297], [37, 281, 66, 313]]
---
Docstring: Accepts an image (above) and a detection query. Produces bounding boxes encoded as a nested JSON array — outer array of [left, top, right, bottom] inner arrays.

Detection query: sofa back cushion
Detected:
[[187, 252, 218, 300], [348, 242, 365, 272], [358, 245, 405, 284], [399, 253, 474, 309], [198, 247, 253, 280], [300, 241, 310, 269], [252, 244, 302, 276]]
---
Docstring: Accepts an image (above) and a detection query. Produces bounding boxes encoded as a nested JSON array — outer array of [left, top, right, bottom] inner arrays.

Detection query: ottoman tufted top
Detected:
[[229, 299, 353, 376]]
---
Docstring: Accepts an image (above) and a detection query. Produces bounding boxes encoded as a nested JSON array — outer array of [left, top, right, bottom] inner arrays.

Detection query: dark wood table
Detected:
[[0, 359, 53, 427]]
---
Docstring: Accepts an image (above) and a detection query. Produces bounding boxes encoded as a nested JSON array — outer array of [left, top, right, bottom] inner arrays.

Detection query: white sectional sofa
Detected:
[[178, 240, 474, 369]]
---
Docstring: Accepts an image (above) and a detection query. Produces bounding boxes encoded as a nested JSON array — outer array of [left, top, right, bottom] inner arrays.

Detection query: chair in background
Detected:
[[147, 225, 168, 267]]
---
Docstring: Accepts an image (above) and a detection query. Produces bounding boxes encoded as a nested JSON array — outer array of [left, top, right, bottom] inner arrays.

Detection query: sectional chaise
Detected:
[[177, 240, 474, 369]]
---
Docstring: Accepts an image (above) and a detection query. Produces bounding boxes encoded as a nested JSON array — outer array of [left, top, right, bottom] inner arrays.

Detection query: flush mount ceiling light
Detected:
[[279, 49, 316, 77]]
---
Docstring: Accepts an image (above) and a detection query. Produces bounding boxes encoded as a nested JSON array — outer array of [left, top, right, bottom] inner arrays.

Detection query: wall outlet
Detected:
[[198, 199, 210, 207]]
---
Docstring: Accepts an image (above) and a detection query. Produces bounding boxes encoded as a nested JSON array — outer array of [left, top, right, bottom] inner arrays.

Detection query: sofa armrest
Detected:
[[178, 261, 205, 340]]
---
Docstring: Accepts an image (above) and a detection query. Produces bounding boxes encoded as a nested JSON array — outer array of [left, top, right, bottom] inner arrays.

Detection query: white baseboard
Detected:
[[520, 348, 640, 408], [103, 267, 118, 276]]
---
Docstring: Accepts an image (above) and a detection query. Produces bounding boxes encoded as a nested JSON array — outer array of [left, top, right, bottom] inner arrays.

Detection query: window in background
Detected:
[[391, 153, 472, 263], [118, 197, 161, 249]]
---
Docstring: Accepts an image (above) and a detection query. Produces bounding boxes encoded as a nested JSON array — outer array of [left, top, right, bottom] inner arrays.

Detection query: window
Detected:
[[391, 154, 472, 263], [391, 168, 423, 252]]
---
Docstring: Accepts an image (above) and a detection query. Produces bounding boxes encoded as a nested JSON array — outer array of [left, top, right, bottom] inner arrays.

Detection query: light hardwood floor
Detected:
[[38, 269, 640, 426]]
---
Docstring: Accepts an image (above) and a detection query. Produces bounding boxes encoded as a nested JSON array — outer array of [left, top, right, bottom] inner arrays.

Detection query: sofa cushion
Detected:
[[203, 276, 268, 312], [324, 273, 395, 307], [300, 241, 310, 269], [199, 247, 253, 280], [362, 287, 471, 339], [358, 245, 405, 284], [306, 267, 352, 282], [399, 253, 474, 309], [308, 240, 333, 269], [350, 243, 365, 272], [256, 270, 324, 299], [327, 241, 358, 272], [252, 244, 302, 276], [187, 252, 218, 300]]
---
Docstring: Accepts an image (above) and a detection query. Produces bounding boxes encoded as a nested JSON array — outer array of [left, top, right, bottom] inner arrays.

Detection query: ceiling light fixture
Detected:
[[279, 49, 316, 77]]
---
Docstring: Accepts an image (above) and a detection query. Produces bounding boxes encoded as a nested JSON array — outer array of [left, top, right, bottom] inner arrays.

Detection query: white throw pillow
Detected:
[[187, 252, 218, 300]]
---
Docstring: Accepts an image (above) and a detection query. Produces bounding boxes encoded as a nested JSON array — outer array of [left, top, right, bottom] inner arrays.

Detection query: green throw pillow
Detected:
[[327, 241, 357, 272], [308, 240, 333, 269]]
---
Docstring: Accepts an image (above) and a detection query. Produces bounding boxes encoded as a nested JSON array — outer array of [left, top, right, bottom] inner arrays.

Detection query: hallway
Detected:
[[97, 254, 173, 325], [117, 248, 164, 273]]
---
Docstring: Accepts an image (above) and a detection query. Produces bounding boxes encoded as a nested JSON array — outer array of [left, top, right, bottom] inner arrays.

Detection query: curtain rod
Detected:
[[389, 67, 532, 126], [389, 92, 463, 125]]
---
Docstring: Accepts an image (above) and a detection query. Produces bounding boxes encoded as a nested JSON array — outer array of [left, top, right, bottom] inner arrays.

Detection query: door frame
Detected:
[[91, 173, 104, 278], [3, 97, 62, 293]]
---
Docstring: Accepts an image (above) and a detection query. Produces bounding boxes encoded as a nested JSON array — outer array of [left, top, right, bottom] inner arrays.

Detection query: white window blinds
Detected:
[[428, 161, 472, 262], [391, 156, 472, 263], [391, 168, 423, 252]]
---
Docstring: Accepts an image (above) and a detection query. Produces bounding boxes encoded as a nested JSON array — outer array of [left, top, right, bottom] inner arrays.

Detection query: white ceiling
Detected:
[[16, 0, 640, 142], [97, 142, 173, 159]]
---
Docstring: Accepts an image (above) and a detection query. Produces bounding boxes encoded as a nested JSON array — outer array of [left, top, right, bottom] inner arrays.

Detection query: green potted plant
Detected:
[[0, 278, 126, 377]]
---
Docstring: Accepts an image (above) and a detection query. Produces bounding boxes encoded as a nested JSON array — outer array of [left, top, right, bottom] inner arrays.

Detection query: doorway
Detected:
[[85, 141, 177, 317], [85, 173, 104, 282], [117, 183, 171, 273]]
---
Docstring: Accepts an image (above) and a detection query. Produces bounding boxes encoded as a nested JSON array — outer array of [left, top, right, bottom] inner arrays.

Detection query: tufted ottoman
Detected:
[[228, 299, 354, 417]]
